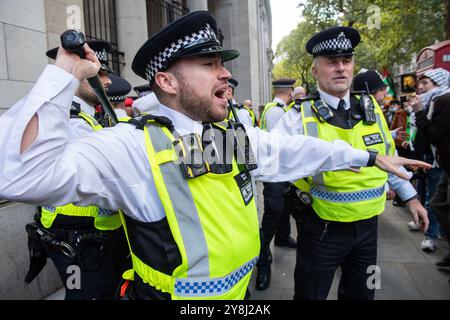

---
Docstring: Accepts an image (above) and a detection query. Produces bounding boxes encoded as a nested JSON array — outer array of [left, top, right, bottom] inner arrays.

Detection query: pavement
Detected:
[[45, 183, 450, 300], [249, 182, 450, 300]]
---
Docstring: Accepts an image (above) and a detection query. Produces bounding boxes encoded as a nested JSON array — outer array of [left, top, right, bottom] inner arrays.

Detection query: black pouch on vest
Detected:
[[24, 222, 48, 284], [174, 133, 210, 179]]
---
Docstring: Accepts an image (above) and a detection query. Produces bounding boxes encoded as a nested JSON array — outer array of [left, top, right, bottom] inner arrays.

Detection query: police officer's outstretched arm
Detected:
[[21, 44, 100, 153], [373, 154, 431, 180]]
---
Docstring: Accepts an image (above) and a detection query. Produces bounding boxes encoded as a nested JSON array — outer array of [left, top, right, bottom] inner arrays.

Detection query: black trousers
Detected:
[[431, 173, 450, 247], [257, 182, 290, 269], [45, 227, 130, 300], [294, 212, 378, 300]]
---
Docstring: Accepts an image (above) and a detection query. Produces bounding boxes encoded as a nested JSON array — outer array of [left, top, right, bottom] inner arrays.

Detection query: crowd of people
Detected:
[[0, 10, 447, 300]]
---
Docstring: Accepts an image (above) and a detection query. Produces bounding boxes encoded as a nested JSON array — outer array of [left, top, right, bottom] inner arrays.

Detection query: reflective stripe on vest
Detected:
[[40, 110, 121, 230], [78, 111, 102, 131], [121, 121, 260, 299], [296, 96, 394, 222]]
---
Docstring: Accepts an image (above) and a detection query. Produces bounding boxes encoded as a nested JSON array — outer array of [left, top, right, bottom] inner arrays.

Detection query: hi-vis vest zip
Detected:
[[293, 95, 395, 222], [120, 119, 260, 300], [40, 110, 121, 231]]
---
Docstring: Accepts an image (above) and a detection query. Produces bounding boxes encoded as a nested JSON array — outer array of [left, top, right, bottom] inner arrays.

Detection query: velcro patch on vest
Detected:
[[362, 133, 383, 146], [234, 171, 254, 206]]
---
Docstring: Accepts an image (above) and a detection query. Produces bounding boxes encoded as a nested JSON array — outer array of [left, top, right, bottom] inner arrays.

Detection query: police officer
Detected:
[[0, 12, 430, 300], [24, 41, 130, 300], [353, 69, 388, 106], [255, 78, 297, 291], [275, 26, 429, 300], [107, 74, 132, 107], [226, 78, 256, 127]]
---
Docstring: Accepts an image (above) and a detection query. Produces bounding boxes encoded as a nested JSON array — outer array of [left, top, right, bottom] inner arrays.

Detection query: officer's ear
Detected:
[[154, 71, 178, 96], [311, 57, 319, 80]]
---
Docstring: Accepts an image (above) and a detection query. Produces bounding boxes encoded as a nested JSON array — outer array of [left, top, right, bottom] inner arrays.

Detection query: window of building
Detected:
[[83, 0, 122, 75], [146, 0, 189, 37], [443, 54, 450, 62]]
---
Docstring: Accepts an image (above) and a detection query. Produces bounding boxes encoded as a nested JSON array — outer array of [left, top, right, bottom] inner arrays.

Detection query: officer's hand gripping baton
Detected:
[[60, 29, 119, 126]]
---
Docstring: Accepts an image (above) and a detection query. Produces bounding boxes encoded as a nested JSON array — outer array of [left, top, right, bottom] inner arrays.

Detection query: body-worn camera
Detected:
[[312, 99, 334, 122], [174, 133, 210, 179], [360, 94, 377, 125]]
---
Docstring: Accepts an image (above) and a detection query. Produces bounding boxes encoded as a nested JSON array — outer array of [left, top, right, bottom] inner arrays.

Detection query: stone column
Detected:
[[115, 0, 149, 87], [186, 0, 208, 12]]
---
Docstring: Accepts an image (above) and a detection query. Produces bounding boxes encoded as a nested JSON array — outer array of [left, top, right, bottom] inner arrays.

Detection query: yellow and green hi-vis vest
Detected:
[[120, 120, 260, 300], [294, 95, 395, 222], [259, 101, 288, 130], [40, 110, 121, 231]]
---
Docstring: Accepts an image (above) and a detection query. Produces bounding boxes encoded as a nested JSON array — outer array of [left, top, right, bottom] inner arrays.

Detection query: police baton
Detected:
[[60, 29, 118, 126]]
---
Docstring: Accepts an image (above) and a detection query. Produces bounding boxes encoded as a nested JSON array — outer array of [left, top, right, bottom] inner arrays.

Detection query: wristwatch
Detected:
[[367, 149, 379, 167]]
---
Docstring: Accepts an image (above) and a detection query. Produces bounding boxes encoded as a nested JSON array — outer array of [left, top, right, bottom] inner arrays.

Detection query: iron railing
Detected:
[[146, 0, 189, 37], [83, 0, 122, 75]]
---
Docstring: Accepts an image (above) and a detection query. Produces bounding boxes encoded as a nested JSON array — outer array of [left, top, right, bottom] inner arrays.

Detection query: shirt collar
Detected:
[[155, 103, 203, 136], [273, 97, 286, 106], [73, 96, 96, 116], [317, 88, 351, 111]]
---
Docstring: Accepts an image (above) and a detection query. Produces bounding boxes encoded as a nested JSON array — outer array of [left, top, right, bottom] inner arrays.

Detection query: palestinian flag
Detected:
[[382, 68, 397, 98]]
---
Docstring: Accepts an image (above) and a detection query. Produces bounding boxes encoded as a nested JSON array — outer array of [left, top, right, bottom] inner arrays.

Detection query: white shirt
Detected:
[[132, 92, 160, 115], [264, 97, 288, 131], [274, 89, 417, 201], [236, 108, 253, 127], [0, 65, 371, 223]]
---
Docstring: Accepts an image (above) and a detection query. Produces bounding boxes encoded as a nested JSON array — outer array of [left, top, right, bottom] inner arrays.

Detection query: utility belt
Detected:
[[24, 220, 116, 284], [283, 184, 314, 222], [284, 184, 377, 227]]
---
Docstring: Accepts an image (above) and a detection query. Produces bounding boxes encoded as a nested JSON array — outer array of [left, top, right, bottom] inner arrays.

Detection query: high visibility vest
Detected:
[[293, 96, 395, 222], [259, 101, 287, 130], [120, 120, 260, 300], [40, 110, 121, 231]]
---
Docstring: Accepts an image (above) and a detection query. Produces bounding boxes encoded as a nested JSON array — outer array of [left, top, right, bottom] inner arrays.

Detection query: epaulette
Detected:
[[128, 114, 174, 131]]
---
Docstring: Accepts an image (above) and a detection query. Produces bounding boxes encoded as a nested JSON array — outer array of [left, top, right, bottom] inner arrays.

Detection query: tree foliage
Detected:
[[274, 0, 445, 91]]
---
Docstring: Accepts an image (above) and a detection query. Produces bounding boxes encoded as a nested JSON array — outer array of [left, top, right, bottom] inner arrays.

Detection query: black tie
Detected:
[[337, 99, 352, 128], [337, 99, 346, 112]]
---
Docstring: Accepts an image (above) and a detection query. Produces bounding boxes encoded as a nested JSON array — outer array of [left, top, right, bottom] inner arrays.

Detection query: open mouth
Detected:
[[214, 88, 227, 101]]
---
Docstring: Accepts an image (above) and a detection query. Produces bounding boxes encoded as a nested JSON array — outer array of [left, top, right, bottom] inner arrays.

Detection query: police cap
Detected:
[[132, 11, 239, 85], [353, 70, 387, 93], [133, 84, 152, 98], [46, 40, 114, 73], [228, 78, 239, 89], [272, 78, 295, 89], [306, 26, 360, 57], [106, 74, 132, 102]]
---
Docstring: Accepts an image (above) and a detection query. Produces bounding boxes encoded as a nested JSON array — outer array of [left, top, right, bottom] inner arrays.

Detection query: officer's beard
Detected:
[[177, 79, 227, 123], [76, 79, 100, 106]]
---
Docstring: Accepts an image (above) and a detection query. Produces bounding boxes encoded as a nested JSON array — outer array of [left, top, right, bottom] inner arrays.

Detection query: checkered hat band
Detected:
[[145, 24, 219, 82], [312, 36, 352, 54], [137, 91, 151, 97], [95, 49, 108, 63], [109, 95, 126, 101]]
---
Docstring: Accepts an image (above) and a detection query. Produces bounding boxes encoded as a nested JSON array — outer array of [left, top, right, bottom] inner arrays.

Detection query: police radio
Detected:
[[311, 99, 334, 122], [360, 82, 377, 125], [228, 100, 258, 173], [174, 133, 210, 179]]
